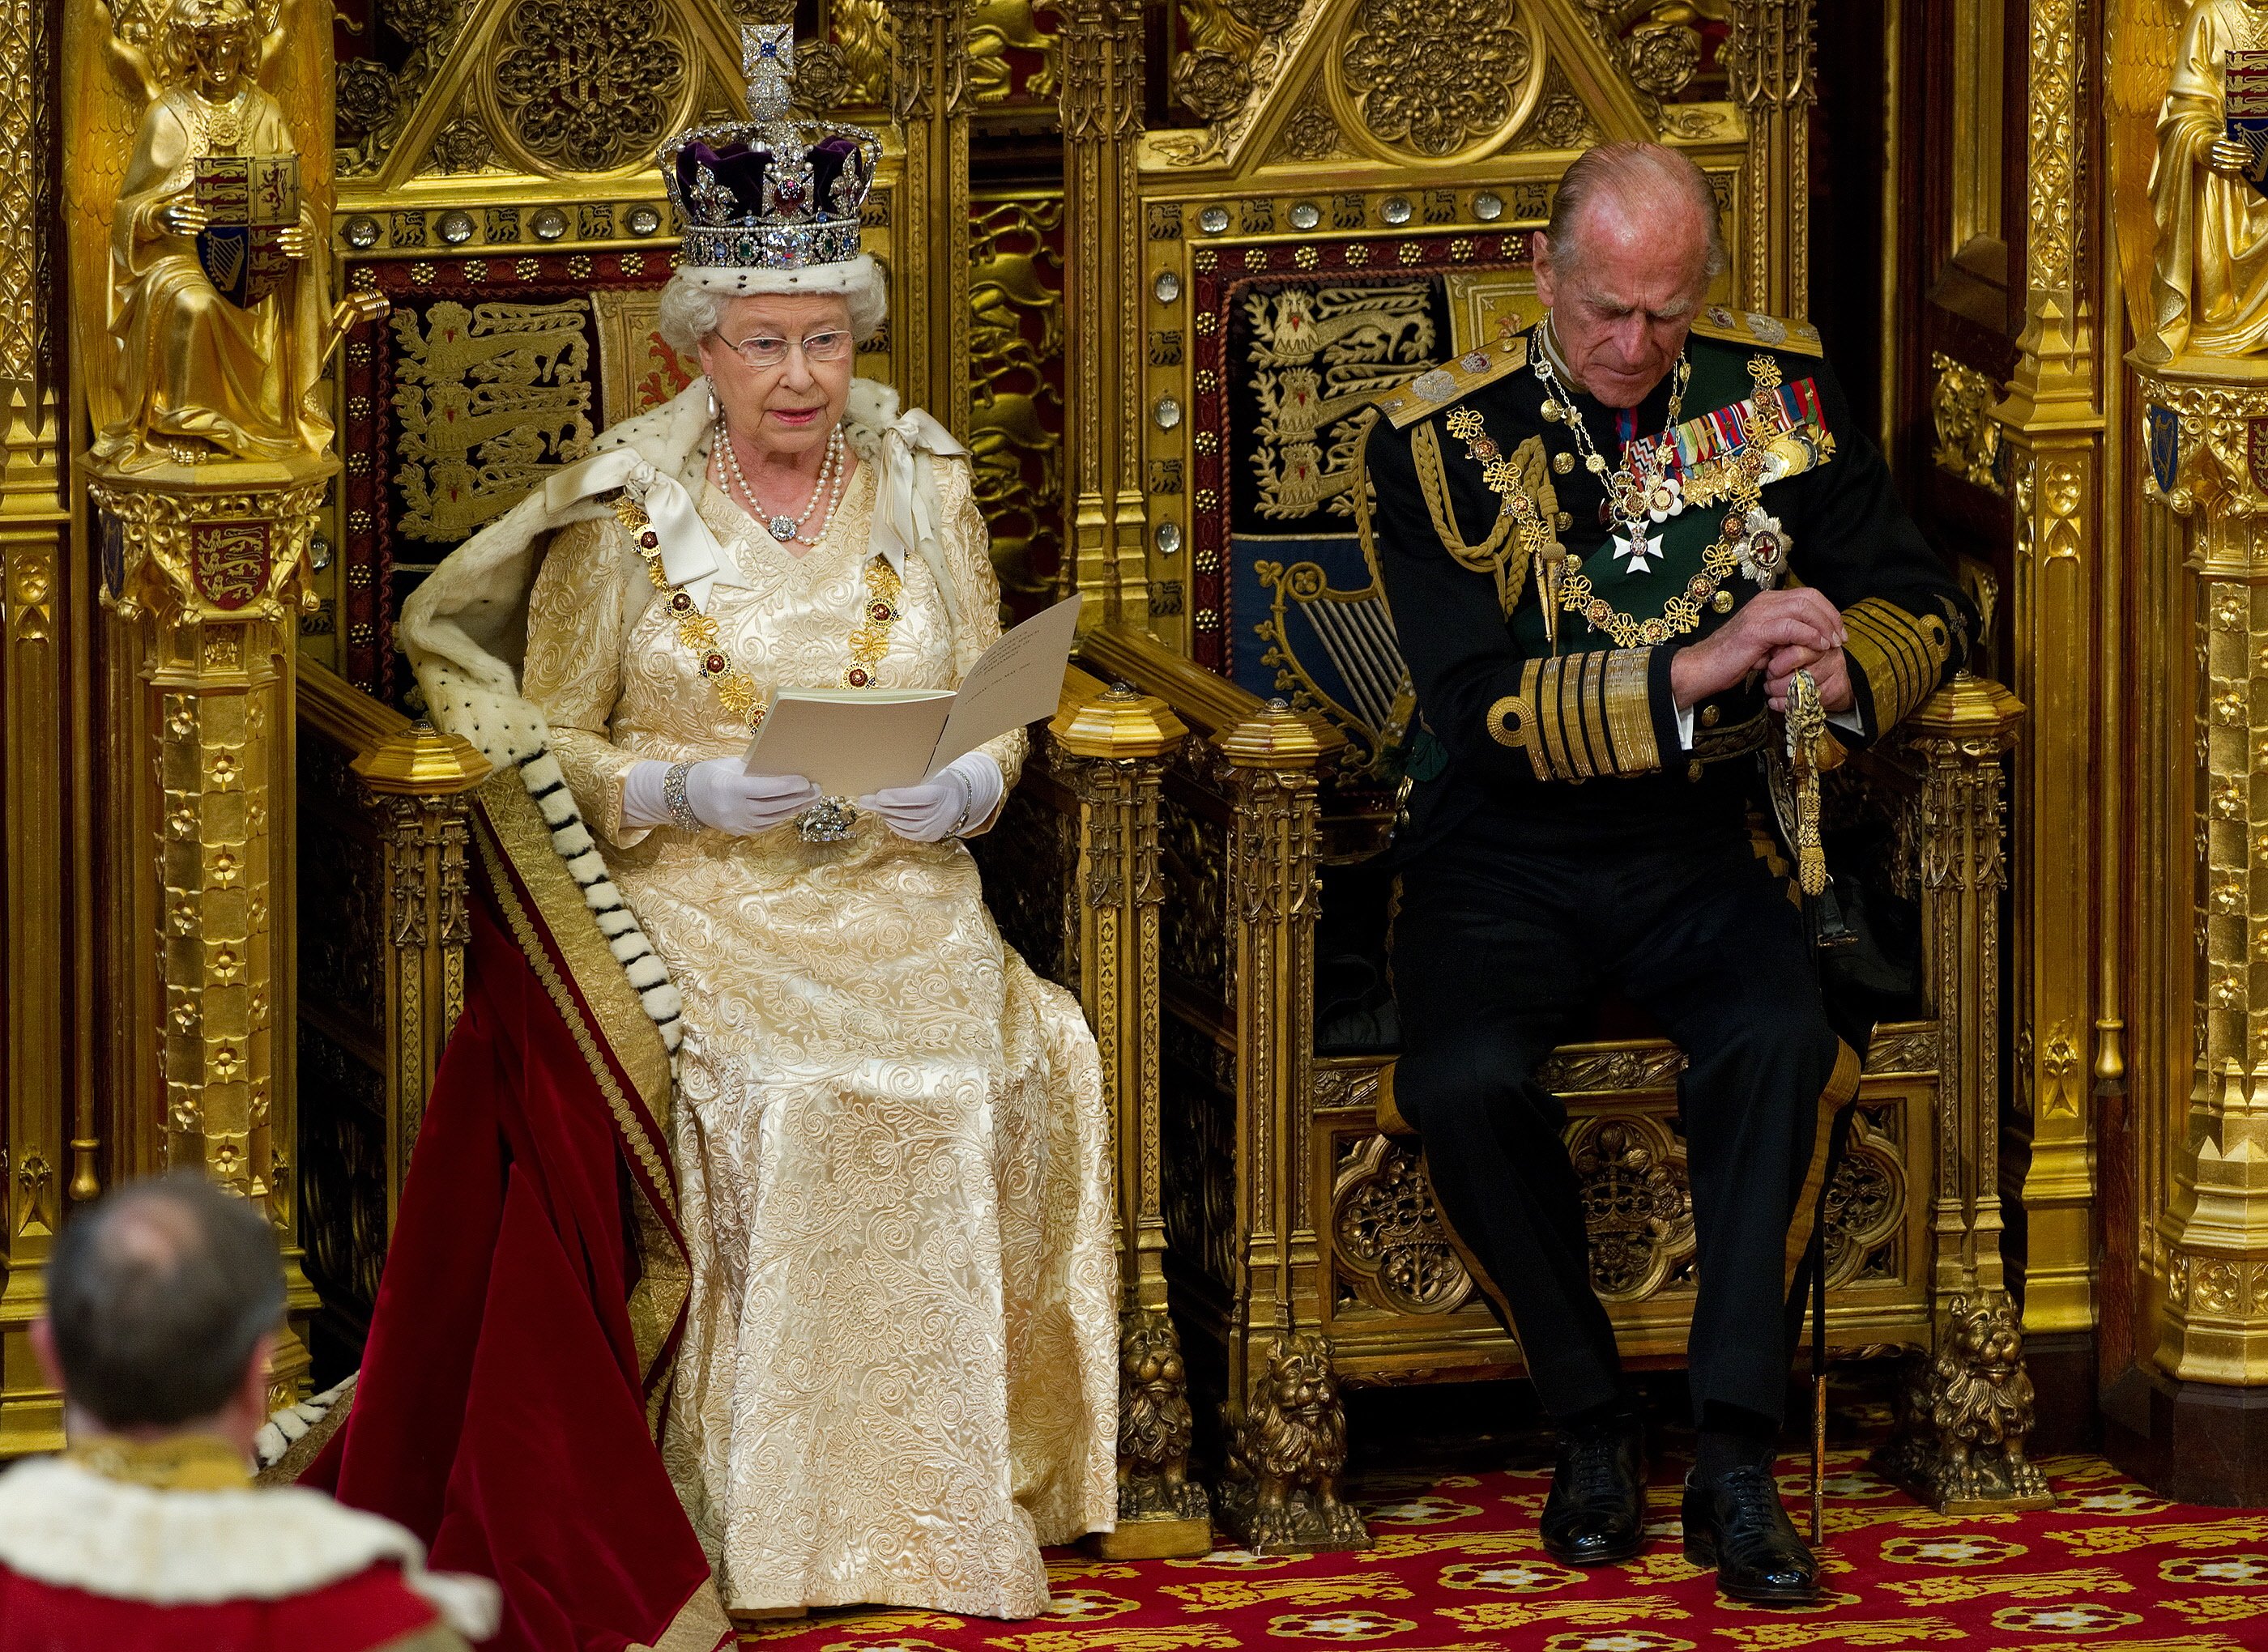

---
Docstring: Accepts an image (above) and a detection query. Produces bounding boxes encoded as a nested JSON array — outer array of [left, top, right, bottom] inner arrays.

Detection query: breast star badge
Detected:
[[1735, 506, 1788, 585]]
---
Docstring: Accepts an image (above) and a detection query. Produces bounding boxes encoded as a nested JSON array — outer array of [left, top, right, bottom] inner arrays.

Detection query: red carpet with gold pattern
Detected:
[[735, 1424, 2268, 1652]]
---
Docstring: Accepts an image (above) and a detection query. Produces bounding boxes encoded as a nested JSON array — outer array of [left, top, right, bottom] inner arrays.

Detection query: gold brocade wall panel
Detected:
[[970, 188, 1070, 617]]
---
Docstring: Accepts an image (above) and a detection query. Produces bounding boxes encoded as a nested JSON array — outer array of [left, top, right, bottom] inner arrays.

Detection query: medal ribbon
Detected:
[[1628, 377, 1825, 482]]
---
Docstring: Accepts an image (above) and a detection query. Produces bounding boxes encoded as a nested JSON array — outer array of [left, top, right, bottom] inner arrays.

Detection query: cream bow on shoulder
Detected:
[[544, 446, 753, 612], [846, 378, 970, 630]]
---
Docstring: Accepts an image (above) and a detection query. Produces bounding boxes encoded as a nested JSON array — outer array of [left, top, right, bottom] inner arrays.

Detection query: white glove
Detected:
[[858, 751, 1004, 844], [623, 758, 822, 836]]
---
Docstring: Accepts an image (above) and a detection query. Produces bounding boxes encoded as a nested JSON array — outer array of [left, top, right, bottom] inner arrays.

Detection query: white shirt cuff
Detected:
[[1675, 702, 1862, 753]]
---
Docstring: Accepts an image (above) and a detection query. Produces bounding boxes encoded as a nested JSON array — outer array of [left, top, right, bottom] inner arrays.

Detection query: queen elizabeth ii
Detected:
[[395, 32, 1115, 1620]]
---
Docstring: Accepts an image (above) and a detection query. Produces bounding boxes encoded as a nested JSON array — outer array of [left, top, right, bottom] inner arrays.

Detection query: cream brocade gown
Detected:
[[520, 452, 1117, 1618]]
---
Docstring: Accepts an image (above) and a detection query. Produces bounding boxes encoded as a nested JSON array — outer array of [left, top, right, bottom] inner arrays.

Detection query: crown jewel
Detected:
[[657, 25, 880, 272]]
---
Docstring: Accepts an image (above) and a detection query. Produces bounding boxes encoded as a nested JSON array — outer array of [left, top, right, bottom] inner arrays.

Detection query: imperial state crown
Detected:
[[656, 26, 880, 272]]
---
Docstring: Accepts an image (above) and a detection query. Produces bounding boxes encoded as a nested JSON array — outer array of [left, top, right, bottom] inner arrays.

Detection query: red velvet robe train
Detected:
[[307, 794, 731, 1652]]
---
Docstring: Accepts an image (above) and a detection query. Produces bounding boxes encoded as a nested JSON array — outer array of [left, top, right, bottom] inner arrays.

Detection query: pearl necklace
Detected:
[[718, 423, 845, 546]]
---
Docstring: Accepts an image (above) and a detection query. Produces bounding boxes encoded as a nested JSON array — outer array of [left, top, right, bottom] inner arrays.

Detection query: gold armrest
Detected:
[[1906, 669, 2025, 742], [1075, 624, 1344, 769], [298, 660, 491, 797]]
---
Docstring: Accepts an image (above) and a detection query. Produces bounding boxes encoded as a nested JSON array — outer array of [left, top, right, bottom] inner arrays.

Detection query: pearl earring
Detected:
[[706, 383, 719, 422]]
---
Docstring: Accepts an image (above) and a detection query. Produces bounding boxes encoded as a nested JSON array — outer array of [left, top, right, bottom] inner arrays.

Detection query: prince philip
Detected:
[[1359, 143, 1975, 1603]]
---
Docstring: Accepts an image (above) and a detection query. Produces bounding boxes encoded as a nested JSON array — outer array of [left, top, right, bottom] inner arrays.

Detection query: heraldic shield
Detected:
[[2229, 50, 2268, 200], [2147, 402, 2181, 496], [193, 155, 301, 308]]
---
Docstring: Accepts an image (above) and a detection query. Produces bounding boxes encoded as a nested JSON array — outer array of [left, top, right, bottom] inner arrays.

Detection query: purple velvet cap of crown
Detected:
[[673, 133, 870, 225]]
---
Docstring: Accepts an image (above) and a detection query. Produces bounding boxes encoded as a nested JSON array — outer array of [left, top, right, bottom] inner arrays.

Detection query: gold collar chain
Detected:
[[1550, 396, 1788, 648], [612, 489, 903, 728], [1530, 321, 1690, 518], [66, 1433, 252, 1492]]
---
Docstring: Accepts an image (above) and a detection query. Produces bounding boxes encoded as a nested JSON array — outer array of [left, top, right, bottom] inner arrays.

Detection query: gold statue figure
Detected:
[[2145, 0, 2268, 360], [91, 0, 334, 470]]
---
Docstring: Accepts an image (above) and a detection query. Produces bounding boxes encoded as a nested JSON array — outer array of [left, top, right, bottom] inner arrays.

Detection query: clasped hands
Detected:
[[625, 752, 1004, 844], [1669, 587, 1853, 715]]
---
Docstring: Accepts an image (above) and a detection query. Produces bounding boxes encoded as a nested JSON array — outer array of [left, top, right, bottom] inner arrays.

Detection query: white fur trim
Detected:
[[402, 558, 687, 1056], [252, 1377, 353, 1471], [0, 1456, 501, 1639], [674, 253, 878, 298]]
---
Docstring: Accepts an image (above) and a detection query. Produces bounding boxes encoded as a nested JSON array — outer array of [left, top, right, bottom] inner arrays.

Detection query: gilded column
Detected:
[[1993, 0, 2102, 1360], [1051, 684, 1210, 1559], [95, 473, 330, 1403], [1878, 675, 2050, 1511], [66, 0, 382, 1410], [357, 730, 488, 1213], [1213, 705, 1366, 1555], [2098, 0, 2268, 1501], [885, 0, 972, 435], [1724, 0, 1814, 313], [0, 0, 70, 1455], [2141, 356, 2268, 1390], [1059, 0, 1149, 622]]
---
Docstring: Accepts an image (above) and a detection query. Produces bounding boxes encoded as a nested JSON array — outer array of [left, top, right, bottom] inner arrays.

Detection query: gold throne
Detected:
[[972, 0, 2046, 1552]]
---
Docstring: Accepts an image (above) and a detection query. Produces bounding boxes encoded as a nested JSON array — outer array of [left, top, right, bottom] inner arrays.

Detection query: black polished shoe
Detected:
[[1681, 1465, 1819, 1604], [1538, 1416, 1647, 1566]]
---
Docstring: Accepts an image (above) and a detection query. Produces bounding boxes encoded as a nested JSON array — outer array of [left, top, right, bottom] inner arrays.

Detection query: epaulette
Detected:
[[1688, 304, 1824, 357], [1375, 331, 1531, 429]]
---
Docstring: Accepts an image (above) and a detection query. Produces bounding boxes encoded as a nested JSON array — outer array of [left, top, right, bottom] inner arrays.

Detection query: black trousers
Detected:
[[1391, 806, 1855, 1428]]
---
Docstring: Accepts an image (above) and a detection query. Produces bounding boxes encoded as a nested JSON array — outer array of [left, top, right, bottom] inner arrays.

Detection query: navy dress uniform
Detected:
[[1358, 307, 1975, 1595]]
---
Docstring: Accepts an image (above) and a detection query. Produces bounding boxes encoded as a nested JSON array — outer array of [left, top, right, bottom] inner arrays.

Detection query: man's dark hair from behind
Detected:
[[45, 1173, 286, 1428]]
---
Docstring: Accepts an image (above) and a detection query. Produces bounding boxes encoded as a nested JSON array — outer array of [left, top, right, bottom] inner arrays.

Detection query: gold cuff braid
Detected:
[[1537, 655, 1587, 777], [1495, 649, 1660, 781], [1842, 597, 1953, 734], [1601, 648, 1660, 775]]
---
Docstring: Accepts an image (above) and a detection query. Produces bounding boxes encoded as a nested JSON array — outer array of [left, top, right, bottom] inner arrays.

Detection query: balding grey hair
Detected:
[[1544, 143, 1729, 287], [46, 1173, 284, 1428]]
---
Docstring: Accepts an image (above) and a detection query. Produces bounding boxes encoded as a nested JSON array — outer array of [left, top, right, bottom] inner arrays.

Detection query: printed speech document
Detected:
[[741, 593, 1083, 797]]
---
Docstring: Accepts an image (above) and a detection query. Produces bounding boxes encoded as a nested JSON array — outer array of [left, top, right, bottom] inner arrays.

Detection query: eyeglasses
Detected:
[[711, 330, 855, 370]]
